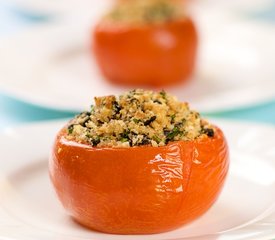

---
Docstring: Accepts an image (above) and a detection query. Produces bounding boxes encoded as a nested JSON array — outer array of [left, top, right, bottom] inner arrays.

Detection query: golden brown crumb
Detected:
[[66, 89, 214, 148], [104, 0, 185, 25]]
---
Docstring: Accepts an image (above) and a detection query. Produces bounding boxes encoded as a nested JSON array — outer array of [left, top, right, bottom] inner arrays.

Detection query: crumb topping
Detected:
[[104, 0, 185, 25], [66, 89, 214, 148]]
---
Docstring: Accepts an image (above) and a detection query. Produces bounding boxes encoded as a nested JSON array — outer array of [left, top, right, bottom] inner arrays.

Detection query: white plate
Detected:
[[0, 2, 275, 112], [8, 0, 112, 15], [1, 119, 275, 240]]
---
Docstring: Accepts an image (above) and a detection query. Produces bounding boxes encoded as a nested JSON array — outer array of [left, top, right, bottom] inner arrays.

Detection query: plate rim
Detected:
[[1, 17, 275, 113]]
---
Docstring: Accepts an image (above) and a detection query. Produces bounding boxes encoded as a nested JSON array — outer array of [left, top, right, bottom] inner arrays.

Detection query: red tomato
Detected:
[[93, 17, 198, 86], [49, 126, 229, 234]]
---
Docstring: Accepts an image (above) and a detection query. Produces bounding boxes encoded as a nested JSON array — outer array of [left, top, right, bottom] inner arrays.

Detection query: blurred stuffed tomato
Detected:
[[93, 0, 198, 86]]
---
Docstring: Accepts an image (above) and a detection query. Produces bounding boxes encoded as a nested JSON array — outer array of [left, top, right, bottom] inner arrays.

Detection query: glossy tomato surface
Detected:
[[49, 126, 229, 234], [93, 18, 198, 87]]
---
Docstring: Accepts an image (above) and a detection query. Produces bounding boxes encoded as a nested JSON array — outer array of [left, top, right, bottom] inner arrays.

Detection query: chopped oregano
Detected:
[[170, 114, 176, 123], [113, 101, 121, 114], [81, 117, 91, 127], [159, 90, 166, 99], [91, 137, 100, 146], [90, 105, 95, 112], [154, 99, 162, 104], [144, 116, 157, 126], [120, 130, 130, 140], [97, 120, 104, 125], [141, 135, 151, 145], [165, 127, 181, 142], [86, 133, 93, 139], [120, 138, 128, 143], [133, 118, 141, 124], [68, 124, 74, 134], [202, 128, 214, 137], [152, 135, 161, 144]]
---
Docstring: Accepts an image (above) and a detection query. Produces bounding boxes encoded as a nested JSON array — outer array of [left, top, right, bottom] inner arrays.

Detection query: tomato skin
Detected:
[[93, 18, 198, 86], [49, 127, 229, 234]]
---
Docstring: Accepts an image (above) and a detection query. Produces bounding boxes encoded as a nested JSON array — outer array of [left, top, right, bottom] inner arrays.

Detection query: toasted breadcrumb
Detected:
[[66, 89, 214, 148], [104, 0, 185, 25]]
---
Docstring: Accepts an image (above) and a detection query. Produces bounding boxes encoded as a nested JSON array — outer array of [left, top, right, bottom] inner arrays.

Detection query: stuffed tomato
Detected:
[[93, 0, 198, 86], [49, 89, 229, 234]]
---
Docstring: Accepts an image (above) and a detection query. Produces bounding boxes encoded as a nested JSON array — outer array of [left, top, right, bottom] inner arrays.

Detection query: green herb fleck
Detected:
[[160, 90, 166, 99], [86, 133, 91, 138], [133, 118, 141, 124], [152, 135, 161, 144], [120, 130, 130, 139], [91, 137, 100, 146], [120, 138, 128, 143], [165, 127, 181, 142], [90, 105, 94, 112], [170, 114, 176, 123], [68, 125, 74, 134]]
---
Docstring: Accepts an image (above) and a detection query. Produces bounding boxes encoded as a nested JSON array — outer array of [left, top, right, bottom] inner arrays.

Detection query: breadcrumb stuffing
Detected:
[[104, 0, 185, 25], [66, 89, 214, 148]]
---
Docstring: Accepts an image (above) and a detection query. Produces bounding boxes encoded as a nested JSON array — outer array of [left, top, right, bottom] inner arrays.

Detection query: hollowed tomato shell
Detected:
[[49, 126, 229, 234], [93, 17, 198, 87]]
